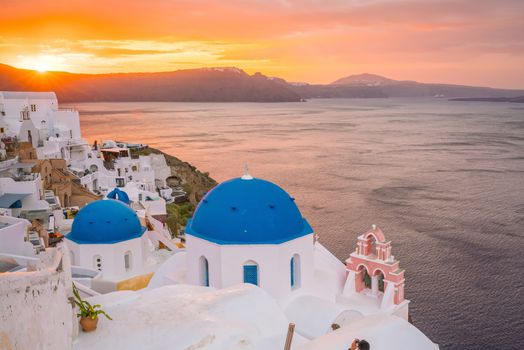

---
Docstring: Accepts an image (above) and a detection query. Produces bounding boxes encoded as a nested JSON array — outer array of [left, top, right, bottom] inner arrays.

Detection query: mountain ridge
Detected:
[[1, 63, 523, 101], [0, 64, 301, 102]]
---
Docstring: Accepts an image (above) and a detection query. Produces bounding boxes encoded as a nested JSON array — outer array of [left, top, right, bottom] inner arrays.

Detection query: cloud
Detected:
[[0, 0, 523, 87]]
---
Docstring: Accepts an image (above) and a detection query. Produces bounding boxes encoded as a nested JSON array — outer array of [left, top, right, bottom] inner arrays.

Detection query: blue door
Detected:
[[243, 265, 258, 286]]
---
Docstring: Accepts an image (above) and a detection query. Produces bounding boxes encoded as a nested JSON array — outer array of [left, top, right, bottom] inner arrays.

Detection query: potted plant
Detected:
[[72, 283, 112, 332]]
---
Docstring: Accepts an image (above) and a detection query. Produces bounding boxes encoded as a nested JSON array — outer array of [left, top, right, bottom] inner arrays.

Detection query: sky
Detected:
[[1, 0, 523, 88]]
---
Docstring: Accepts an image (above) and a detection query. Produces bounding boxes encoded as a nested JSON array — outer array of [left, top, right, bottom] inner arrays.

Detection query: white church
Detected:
[[185, 173, 315, 302], [53, 171, 438, 349]]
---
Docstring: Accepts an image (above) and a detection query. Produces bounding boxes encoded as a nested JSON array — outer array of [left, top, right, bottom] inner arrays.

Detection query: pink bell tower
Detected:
[[341, 225, 407, 314]]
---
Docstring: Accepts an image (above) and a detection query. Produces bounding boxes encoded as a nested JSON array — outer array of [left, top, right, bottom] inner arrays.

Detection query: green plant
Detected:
[[72, 283, 112, 320]]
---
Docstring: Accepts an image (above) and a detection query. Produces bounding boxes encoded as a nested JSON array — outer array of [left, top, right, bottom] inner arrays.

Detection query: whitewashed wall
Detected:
[[185, 234, 314, 302], [66, 236, 148, 282], [0, 216, 34, 256], [0, 247, 74, 350]]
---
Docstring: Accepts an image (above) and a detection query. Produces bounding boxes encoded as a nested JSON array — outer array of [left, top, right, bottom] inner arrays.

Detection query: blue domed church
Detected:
[[65, 199, 148, 281], [185, 173, 315, 300]]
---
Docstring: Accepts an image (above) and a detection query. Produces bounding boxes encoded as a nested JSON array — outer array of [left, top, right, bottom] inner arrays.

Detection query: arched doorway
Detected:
[[243, 260, 259, 286]]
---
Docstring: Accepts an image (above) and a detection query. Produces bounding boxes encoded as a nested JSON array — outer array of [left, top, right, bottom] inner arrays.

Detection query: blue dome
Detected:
[[66, 199, 146, 244], [185, 177, 313, 244]]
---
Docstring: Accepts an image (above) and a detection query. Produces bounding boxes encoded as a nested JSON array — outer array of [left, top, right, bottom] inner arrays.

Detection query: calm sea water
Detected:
[[71, 98, 524, 350]]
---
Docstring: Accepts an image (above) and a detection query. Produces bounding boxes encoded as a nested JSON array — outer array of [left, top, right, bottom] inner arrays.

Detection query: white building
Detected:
[[0, 92, 172, 202], [65, 199, 149, 282], [107, 182, 167, 219], [0, 91, 85, 161], [0, 162, 50, 216], [144, 173, 438, 349], [0, 215, 34, 257], [185, 174, 315, 302]]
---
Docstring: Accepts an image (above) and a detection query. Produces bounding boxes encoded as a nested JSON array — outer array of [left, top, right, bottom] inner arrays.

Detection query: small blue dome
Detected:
[[66, 199, 146, 244], [106, 188, 130, 204], [185, 177, 313, 244]]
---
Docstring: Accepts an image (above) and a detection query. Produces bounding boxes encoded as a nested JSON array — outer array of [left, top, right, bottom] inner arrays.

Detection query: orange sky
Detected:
[[1, 0, 523, 88]]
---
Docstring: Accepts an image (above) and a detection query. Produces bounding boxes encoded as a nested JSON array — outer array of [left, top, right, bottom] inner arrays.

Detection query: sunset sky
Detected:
[[1, 0, 523, 88]]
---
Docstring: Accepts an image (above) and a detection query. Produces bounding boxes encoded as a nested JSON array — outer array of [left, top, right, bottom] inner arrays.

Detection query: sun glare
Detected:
[[35, 62, 48, 73]]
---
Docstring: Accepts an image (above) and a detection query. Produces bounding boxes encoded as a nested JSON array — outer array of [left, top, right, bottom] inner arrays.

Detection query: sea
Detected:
[[70, 98, 524, 350]]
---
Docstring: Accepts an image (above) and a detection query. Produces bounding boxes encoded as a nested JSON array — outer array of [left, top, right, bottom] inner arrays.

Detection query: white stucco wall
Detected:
[[0, 216, 33, 256], [18, 119, 40, 148], [53, 110, 82, 140], [185, 234, 314, 303], [66, 236, 148, 282], [0, 176, 50, 212], [0, 247, 74, 350]]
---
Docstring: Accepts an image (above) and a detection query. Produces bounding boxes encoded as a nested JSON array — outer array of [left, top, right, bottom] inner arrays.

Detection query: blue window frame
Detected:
[[243, 264, 258, 286]]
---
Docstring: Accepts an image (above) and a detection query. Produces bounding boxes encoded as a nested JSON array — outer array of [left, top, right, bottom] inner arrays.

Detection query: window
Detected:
[[93, 255, 102, 271], [30, 104, 36, 112], [116, 178, 125, 187], [124, 251, 132, 271], [20, 110, 30, 121], [200, 256, 209, 287], [243, 261, 259, 286], [290, 254, 301, 289]]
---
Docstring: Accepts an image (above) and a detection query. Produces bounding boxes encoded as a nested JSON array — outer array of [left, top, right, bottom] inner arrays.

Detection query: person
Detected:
[[350, 339, 370, 350], [358, 340, 370, 350]]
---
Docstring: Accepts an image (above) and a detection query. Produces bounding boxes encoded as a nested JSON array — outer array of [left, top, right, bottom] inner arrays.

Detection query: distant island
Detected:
[[1, 63, 523, 102], [450, 96, 524, 103]]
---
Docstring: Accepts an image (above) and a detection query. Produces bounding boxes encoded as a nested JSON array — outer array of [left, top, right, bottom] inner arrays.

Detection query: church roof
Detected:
[[66, 199, 145, 244], [185, 177, 313, 244]]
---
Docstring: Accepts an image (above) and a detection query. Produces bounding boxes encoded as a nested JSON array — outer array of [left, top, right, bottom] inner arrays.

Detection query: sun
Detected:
[[34, 62, 48, 73]]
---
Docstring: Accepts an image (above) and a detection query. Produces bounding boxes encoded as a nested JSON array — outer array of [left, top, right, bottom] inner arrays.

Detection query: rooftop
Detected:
[[186, 176, 313, 244]]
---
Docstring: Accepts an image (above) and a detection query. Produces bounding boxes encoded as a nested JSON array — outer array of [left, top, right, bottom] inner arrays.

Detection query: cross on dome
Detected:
[[241, 163, 253, 180]]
